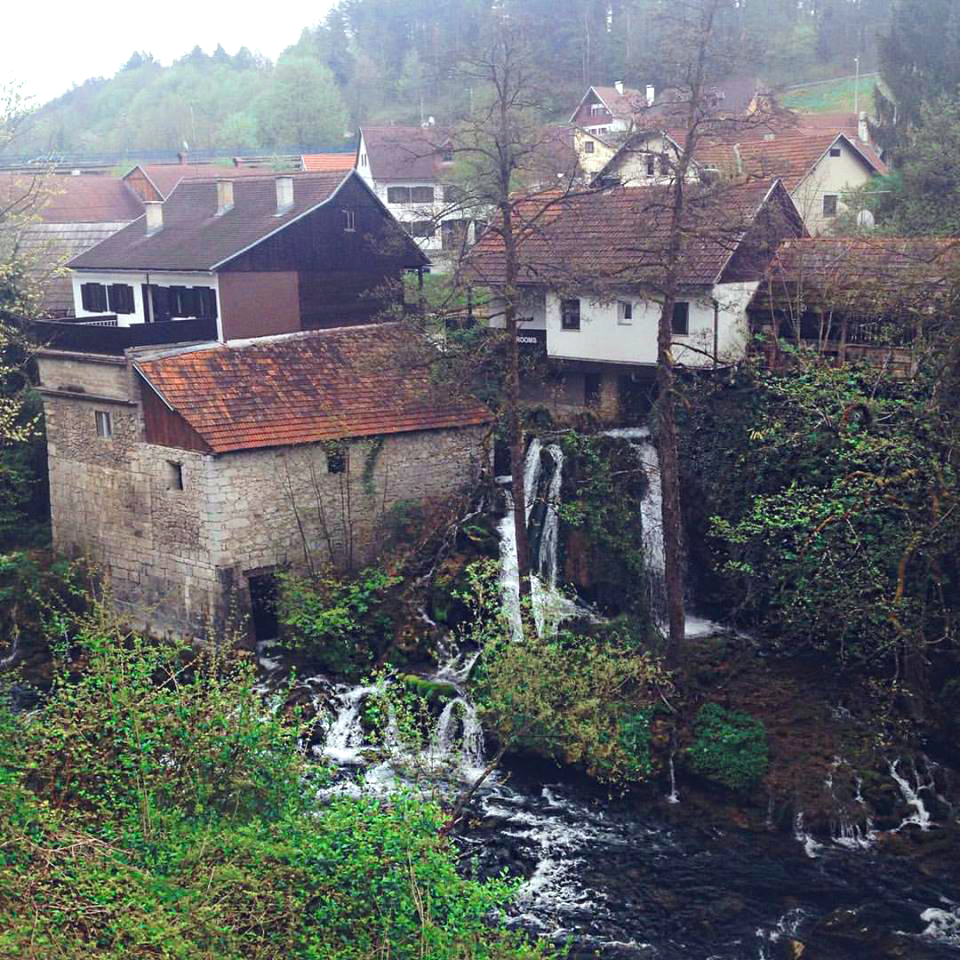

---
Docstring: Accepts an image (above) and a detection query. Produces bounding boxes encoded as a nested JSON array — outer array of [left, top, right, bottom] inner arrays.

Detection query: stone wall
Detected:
[[41, 362, 489, 642]]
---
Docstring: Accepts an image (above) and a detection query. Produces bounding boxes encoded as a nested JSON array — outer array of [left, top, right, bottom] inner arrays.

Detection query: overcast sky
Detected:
[[2, 0, 336, 105]]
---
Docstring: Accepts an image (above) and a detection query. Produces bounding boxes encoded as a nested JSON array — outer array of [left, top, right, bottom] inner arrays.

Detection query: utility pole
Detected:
[[853, 56, 860, 120]]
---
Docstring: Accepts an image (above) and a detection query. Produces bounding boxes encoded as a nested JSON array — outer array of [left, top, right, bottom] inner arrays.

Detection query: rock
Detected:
[[563, 527, 594, 591]]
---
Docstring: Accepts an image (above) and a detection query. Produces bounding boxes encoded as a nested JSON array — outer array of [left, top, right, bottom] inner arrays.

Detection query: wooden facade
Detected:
[[140, 380, 211, 453]]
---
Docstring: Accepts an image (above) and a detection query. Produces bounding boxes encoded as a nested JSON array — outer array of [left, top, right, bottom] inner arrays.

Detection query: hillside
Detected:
[[5, 0, 898, 159]]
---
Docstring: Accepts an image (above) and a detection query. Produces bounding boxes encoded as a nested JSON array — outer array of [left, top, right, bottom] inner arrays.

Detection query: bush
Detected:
[[686, 703, 768, 791], [278, 567, 401, 677]]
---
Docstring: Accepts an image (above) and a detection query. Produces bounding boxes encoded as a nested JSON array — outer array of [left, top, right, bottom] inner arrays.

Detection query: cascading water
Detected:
[[890, 757, 935, 832]]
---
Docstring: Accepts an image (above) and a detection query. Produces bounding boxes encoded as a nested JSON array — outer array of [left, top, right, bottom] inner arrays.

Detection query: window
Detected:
[[166, 460, 183, 491], [406, 220, 436, 238], [107, 283, 134, 314], [590, 103, 606, 116], [411, 186, 435, 203], [148, 284, 217, 321], [325, 441, 346, 474], [671, 301, 689, 336], [561, 298, 581, 331], [584, 140, 595, 154], [645, 154, 656, 177], [441, 147, 454, 162], [80, 282, 107, 313], [829, 146, 842, 157], [95, 410, 112, 438], [617, 300, 633, 324], [360, 152, 367, 167], [822, 194, 839, 217], [387, 186, 411, 204], [150, 285, 172, 322], [196, 287, 218, 321], [343, 209, 356, 232]]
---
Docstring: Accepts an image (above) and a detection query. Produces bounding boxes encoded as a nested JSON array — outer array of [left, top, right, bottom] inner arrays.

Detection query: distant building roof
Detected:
[[302, 153, 356, 173], [466, 178, 801, 288], [134, 324, 492, 454], [126, 162, 282, 200], [69, 171, 399, 273], [358, 125, 451, 181], [0, 172, 143, 223], [751, 236, 960, 315]]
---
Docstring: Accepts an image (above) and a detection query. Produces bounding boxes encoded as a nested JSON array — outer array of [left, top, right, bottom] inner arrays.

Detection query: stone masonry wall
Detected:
[[43, 373, 489, 642]]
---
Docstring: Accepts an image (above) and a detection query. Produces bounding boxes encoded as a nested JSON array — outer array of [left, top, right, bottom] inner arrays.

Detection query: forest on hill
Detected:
[[9, 0, 895, 157]]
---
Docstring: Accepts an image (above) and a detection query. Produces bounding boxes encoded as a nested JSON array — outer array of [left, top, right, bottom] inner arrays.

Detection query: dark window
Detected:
[[645, 154, 656, 177], [169, 285, 200, 318], [406, 220, 436, 238], [107, 283, 134, 314], [561, 298, 581, 330], [411, 186, 434, 203], [823, 194, 839, 217], [95, 410, 112, 438], [326, 441, 346, 474], [829, 146, 842, 157], [248, 572, 279, 643], [166, 460, 183, 491], [343, 208, 356, 231], [584, 140, 595, 154], [441, 147, 454, 162], [80, 282, 107, 312], [196, 287, 218, 321], [150, 285, 172, 322], [387, 186, 412, 204], [618, 300, 633, 323], [671, 301, 689, 335]]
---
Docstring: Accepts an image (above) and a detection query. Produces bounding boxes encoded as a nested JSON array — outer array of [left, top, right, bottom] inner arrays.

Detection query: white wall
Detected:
[[544, 287, 749, 368], [603, 133, 698, 186], [71, 270, 221, 334], [792, 141, 878, 235]]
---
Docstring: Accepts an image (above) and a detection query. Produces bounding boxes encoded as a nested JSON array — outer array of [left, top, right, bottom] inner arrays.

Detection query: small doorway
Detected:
[[248, 572, 280, 643]]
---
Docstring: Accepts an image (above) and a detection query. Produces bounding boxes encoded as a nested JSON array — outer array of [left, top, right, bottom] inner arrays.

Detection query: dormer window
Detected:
[[343, 209, 356, 232]]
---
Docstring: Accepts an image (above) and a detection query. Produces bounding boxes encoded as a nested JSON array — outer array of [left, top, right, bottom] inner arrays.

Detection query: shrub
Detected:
[[686, 703, 768, 791], [278, 567, 401, 677]]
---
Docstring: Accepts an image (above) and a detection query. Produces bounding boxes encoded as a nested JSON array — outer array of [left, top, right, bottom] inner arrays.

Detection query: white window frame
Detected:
[[617, 300, 633, 325], [343, 209, 356, 232]]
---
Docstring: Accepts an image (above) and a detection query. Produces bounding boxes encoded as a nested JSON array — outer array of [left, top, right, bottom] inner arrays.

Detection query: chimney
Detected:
[[646, 84, 656, 107], [275, 176, 294, 216], [144, 201, 163, 236], [615, 80, 624, 96], [858, 110, 870, 144], [216, 179, 234, 216]]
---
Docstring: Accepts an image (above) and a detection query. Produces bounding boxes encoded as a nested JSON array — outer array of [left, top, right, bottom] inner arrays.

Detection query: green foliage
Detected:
[[278, 567, 401, 676], [0, 602, 553, 960], [686, 703, 768, 791], [677, 355, 960, 678], [557, 432, 651, 619], [464, 560, 670, 783]]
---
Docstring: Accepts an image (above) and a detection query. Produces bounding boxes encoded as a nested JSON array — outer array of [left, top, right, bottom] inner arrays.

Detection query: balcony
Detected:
[[30, 316, 218, 355]]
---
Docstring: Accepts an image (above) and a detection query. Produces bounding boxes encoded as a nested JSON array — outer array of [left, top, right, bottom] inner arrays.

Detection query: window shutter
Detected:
[[151, 285, 172, 322], [107, 283, 134, 315]]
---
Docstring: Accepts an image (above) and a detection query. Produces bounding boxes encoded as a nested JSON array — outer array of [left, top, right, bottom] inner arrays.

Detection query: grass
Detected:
[[781, 73, 887, 114]]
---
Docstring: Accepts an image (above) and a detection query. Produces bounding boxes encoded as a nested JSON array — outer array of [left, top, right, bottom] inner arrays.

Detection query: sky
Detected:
[[2, 0, 336, 105]]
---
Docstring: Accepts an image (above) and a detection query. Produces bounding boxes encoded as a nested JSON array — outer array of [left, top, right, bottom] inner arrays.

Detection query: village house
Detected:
[[0, 171, 144, 317], [595, 122, 886, 235], [748, 235, 960, 377], [66, 170, 427, 339], [34, 324, 491, 643], [466, 178, 805, 420], [355, 125, 481, 268]]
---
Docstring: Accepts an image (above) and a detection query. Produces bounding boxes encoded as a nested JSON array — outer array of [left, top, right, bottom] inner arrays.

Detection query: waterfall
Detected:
[[321, 684, 380, 765], [890, 758, 934, 832], [523, 437, 543, 525], [435, 697, 486, 773], [537, 444, 564, 587], [666, 752, 679, 804], [0, 634, 18, 669]]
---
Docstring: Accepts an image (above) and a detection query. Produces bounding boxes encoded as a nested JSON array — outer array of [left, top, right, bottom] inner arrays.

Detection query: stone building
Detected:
[[36, 324, 491, 643]]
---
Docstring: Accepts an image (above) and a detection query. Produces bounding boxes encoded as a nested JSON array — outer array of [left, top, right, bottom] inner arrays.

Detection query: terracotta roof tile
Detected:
[[134, 324, 492, 454], [0, 172, 143, 223], [302, 153, 356, 173], [132, 163, 283, 199], [752, 236, 960, 314], [466, 179, 793, 289]]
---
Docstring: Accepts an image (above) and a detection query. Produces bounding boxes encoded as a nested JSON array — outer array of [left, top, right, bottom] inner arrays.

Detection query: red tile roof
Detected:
[[302, 153, 356, 173], [466, 179, 796, 289], [359, 126, 451, 181], [130, 163, 283, 200], [134, 325, 492, 454], [752, 236, 960, 314], [0, 172, 143, 223]]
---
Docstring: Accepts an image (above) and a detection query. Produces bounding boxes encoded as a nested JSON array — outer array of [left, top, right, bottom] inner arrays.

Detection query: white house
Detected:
[[466, 179, 805, 419], [355, 125, 483, 269]]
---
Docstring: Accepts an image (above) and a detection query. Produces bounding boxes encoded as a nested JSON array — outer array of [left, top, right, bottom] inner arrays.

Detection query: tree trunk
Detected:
[[656, 299, 686, 665]]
